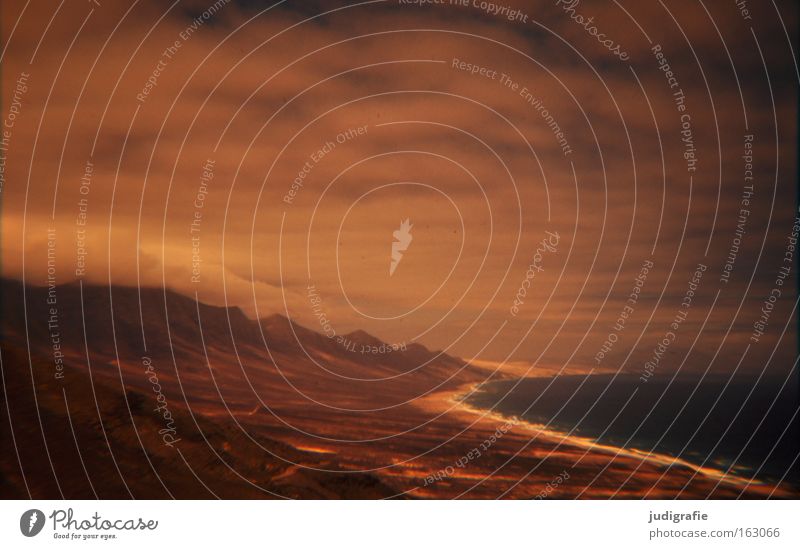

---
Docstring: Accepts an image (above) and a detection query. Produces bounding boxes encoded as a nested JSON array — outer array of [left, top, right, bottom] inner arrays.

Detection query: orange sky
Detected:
[[1, 0, 797, 372]]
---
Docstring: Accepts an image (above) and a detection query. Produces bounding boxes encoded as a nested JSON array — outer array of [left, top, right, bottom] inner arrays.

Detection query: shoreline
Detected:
[[430, 380, 772, 493]]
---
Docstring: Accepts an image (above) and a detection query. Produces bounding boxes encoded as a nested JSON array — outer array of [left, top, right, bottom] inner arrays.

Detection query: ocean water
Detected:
[[465, 373, 799, 485]]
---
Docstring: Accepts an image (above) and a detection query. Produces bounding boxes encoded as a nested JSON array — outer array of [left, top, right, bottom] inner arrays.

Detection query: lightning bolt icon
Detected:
[[390, 218, 413, 276]]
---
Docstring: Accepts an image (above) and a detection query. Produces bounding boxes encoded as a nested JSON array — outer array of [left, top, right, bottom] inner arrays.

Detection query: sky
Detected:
[[1, 0, 797, 372]]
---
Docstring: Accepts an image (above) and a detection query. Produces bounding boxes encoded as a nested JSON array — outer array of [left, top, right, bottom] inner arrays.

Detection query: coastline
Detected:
[[419, 379, 784, 495]]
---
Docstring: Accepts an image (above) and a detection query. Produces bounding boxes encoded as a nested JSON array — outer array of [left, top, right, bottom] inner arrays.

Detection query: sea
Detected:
[[465, 373, 799, 485]]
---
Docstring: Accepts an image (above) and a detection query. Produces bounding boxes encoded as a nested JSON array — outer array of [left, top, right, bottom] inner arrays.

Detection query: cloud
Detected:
[[1, 0, 796, 370]]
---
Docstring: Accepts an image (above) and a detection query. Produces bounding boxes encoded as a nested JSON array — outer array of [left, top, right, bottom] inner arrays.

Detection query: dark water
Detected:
[[466, 373, 800, 485]]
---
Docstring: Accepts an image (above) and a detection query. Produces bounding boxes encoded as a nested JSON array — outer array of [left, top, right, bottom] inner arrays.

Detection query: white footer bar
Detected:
[[1, 500, 798, 548]]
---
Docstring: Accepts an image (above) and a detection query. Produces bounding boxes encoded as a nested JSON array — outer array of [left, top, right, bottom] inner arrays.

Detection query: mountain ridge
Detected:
[[1, 277, 449, 362]]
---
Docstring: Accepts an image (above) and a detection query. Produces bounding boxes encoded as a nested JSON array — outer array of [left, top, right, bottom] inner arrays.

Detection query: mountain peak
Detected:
[[260, 312, 291, 326], [342, 329, 385, 347]]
